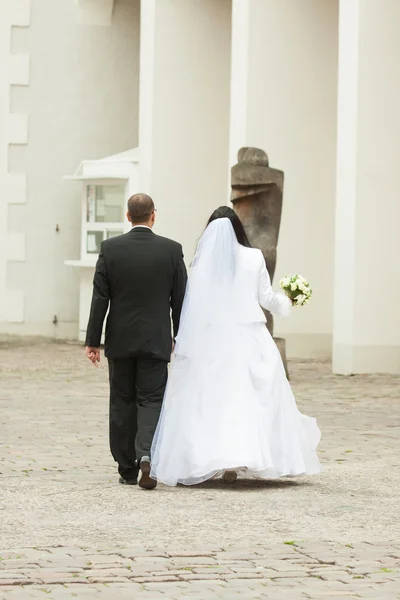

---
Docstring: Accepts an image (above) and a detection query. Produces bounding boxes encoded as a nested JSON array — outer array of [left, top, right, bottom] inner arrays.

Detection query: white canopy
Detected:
[[65, 148, 139, 181]]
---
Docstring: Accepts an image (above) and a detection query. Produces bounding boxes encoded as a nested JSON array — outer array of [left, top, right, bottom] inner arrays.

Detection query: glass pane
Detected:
[[86, 185, 125, 223], [86, 185, 96, 223], [106, 230, 123, 240], [86, 231, 104, 254]]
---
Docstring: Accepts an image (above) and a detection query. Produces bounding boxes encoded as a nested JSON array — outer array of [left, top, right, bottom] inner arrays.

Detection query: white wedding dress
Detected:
[[151, 218, 321, 486]]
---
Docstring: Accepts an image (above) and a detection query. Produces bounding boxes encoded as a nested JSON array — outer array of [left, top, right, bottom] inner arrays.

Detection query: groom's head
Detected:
[[127, 193, 156, 228]]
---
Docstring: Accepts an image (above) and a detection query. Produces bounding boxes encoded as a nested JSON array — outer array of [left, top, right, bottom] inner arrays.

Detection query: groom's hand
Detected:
[[85, 346, 100, 367]]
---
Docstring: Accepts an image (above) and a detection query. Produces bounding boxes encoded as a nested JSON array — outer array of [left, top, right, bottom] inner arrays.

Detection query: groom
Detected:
[[85, 194, 187, 489]]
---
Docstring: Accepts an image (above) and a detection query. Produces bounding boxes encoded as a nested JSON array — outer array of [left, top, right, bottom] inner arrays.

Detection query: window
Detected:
[[82, 182, 126, 259], [86, 185, 125, 223], [86, 231, 104, 254], [106, 230, 123, 240]]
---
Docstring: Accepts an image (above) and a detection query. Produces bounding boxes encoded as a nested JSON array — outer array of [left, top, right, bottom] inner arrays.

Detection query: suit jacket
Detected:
[[85, 227, 187, 361]]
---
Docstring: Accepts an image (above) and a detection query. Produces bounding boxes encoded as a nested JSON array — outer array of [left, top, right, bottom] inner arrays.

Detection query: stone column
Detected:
[[333, 0, 400, 374], [138, 0, 232, 259], [229, 0, 338, 359]]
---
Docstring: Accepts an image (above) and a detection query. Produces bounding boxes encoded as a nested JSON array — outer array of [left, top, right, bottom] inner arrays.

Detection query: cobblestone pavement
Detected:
[[1, 339, 400, 599]]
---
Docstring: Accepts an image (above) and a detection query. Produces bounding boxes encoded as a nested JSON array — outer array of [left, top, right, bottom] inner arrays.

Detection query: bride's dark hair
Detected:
[[207, 206, 252, 248]]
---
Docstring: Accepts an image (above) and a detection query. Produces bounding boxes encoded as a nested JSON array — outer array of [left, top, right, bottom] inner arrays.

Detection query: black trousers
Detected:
[[108, 356, 168, 479]]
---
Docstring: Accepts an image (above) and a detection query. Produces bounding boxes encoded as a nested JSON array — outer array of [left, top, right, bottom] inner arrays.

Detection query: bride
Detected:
[[151, 207, 321, 486]]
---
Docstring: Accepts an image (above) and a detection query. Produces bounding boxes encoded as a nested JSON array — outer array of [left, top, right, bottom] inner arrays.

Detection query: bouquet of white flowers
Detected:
[[280, 274, 312, 306]]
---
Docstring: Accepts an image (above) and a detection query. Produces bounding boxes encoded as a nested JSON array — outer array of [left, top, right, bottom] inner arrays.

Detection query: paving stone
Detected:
[[143, 582, 192, 592], [179, 573, 225, 581], [270, 571, 312, 579], [191, 567, 232, 575], [87, 576, 131, 584], [0, 580, 41, 586], [168, 551, 220, 557], [171, 557, 218, 566], [0, 574, 33, 581], [132, 575, 179, 583], [41, 576, 89, 584], [222, 578, 269, 588]]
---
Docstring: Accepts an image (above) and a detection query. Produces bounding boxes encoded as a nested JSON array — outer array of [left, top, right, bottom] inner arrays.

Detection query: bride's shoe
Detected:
[[223, 470, 237, 483]]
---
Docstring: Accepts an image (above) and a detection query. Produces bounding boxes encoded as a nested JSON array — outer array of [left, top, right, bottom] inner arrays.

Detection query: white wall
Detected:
[[230, 0, 339, 358], [2, 0, 140, 338], [139, 0, 232, 260]]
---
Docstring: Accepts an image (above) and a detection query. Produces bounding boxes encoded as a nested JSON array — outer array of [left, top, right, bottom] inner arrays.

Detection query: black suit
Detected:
[[86, 227, 187, 479]]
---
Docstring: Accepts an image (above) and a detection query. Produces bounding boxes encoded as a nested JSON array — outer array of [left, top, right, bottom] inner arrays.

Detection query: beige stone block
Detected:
[[9, 0, 31, 26], [9, 54, 30, 85], [6, 232, 25, 262], [4, 173, 27, 204], [6, 289, 24, 322], [7, 113, 28, 144]]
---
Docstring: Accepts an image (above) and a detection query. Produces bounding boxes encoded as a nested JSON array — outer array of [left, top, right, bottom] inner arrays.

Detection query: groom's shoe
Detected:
[[118, 467, 139, 485], [119, 476, 138, 485], [138, 456, 157, 490]]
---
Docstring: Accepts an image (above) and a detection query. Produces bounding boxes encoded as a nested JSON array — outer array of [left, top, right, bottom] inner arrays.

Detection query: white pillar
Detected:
[[333, 0, 400, 374], [229, 0, 338, 358], [138, 0, 232, 260]]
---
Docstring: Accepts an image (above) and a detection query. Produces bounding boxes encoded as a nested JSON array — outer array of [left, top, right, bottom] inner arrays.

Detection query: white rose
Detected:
[[290, 282, 297, 291], [280, 277, 290, 288]]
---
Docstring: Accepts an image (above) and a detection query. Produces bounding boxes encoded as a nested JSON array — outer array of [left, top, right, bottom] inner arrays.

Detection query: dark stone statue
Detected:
[[231, 147, 288, 377]]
